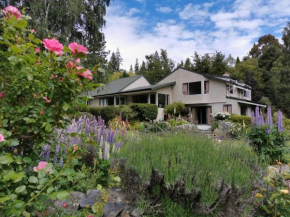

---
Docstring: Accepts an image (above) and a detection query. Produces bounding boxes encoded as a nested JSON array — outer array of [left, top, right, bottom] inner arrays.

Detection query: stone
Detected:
[[103, 189, 129, 217], [218, 121, 233, 133], [80, 195, 101, 208], [130, 208, 142, 217], [87, 189, 101, 197], [174, 124, 197, 131], [54, 191, 86, 214]]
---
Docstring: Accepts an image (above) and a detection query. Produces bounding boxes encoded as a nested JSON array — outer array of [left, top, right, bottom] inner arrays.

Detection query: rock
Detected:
[[130, 208, 142, 217], [174, 124, 197, 131], [54, 191, 86, 214], [103, 189, 129, 217], [80, 195, 101, 208], [87, 189, 101, 197], [218, 121, 233, 133]]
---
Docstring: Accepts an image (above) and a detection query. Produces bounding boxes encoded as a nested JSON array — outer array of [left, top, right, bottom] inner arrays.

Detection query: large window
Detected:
[[132, 95, 148, 103], [158, 93, 169, 108], [115, 96, 126, 105], [241, 106, 247, 116], [183, 82, 202, 95], [99, 98, 106, 106], [107, 97, 114, 106]]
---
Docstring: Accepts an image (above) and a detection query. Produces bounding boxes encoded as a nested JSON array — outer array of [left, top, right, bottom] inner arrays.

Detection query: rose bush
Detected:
[[0, 5, 102, 216]]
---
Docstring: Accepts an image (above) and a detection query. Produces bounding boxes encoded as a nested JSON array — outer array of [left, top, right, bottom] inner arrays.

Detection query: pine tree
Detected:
[[108, 52, 118, 72], [236, 57, 241, 65], [129, 65, 133, 72], [115, 48, 123, 71], [134, 59, 139, 74]]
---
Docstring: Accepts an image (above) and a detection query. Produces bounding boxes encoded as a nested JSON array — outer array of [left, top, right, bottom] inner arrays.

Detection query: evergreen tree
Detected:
[[236, 57, 241, 65], [115, 48, 123, 71], [129, 65, 133, 72], [184, 58, 192, 70], [211, 51, 227, 75], [108, 52, 118, 72], [134, 59, 139, 74]]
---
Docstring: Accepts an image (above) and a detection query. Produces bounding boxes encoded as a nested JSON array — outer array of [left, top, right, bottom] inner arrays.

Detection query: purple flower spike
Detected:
[[251, 111, 255, 126], [59, 157, 64, 167], [255, 106, 260, 127], [116, 140, 122, 149], [104, 142, 110, 160], [277, 110, 284, 133], [99, 148, 103, 160], [266, 105, 273, 128], [260, 112, 264, 126], [265, 128, 270, 134]]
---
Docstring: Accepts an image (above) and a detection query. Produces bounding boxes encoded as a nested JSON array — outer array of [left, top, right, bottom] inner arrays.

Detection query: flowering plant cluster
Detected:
[[0, 6, 100, 216], [213, 111, 230, 121], [248, 106, 287, 163]]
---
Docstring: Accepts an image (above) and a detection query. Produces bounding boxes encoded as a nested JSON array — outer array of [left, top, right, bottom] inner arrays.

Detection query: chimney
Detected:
[[223, 71, 230, 77]]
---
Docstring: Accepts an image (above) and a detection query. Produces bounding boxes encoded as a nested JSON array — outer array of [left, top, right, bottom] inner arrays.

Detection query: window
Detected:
[[223, 104, 232, 113], [204, 81, 209, 94], [116, 96, 120, 105], [183, 82, 202, 95], [158, 93, 169, 108], [227, 85, 233, 94], [99, 98, 105, 106], [120, 97, 125, 105], [183, 83, 188, 95], [150, 94, 156, 104], [241, 106, 247, 116], [107, 97, 114, 106], [132, 95, 147, 103]]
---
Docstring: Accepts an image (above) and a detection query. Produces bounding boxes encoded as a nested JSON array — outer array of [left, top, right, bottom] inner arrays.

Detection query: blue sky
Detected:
[[103, 0, 290, 69]]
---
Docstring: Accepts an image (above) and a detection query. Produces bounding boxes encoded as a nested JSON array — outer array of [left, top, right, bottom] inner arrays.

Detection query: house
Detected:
[[88, 68, 265, 124]]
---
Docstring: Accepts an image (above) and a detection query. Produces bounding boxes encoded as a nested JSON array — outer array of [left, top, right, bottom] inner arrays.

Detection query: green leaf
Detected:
[[56, 56, 65, 62], [28, 176, 38, 184], [23, 157, 31, 163], [28, 33, 34, 41], [39, 178, 49, 185], [62, 103, 70, 111], [14, 200, 25, 208], [15, 185, 26, 193], [0, 196, 10, 203], [15, 19, 28, 29], [47, 186, 54, 194], [45, 123, 52, 132], [0, 155, 14, 164], [56, 191, 70, 200], [98, 67, 106, 74], [63, 47, 71, 53], [10, 45, 21, 53], [27, 74, 33, 81], [22, 211, 30, 217], [33, 38, 42, 44], [37, 170, 46, 179], [60, 168, 75, 176], [7, 139, 19, 147]]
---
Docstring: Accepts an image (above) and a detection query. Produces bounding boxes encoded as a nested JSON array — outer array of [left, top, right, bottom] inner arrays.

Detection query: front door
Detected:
[[197, 107, 207, 124]]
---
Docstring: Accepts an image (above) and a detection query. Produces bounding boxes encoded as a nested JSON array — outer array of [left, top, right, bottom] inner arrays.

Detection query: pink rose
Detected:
[[75, 58, 80, 64], [78, 69, 93, 80], [2, 6, 21, 20], [66, 61, 75, 68], [69, 42, 88, 55], [43, 38, 63, 55], [0, 134, 4, 142], [31, 29, 35, 33], [33, 161, 52, 173], [62, 203, 67, 208], [74, 146, 78, 151], [35, 47, 40, 53], [0, 92, 4, 99], [50, 75, 54, 80], [43, 96, 51, 103]]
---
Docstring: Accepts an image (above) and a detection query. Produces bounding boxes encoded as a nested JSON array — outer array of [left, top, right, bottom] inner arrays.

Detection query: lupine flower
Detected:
[[266, 105, 273, 128], [118, 113, 122, 125], [260, 112, 264, 126], [265, 128, 270, 134], [255, 106, 260, 127], [0, 133, 4, 142], [40, 145, 51, 162], [53, 144, 60, 165], [99, 148, 102, 160], [116, 140, 122, 150], [277, 110, 284, 133], [251, 111, 255, 126], [59, 157, 64, 167], [104, 142, 110, 160]]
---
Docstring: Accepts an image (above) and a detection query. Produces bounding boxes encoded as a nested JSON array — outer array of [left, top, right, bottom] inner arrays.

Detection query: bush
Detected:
[[148, 122, 171, 132], [164, 101, 186, 116], [213, 111, 230, 120], [129, 103, 158, 121], [228, 114, 251, 125], [167, 119, 188, 128], [89, 106, 120, 124], [120, 105, 137, 120], [211, 121, 219, 131]]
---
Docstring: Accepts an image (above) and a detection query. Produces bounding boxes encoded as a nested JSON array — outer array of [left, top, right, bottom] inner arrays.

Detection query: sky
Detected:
[[102, 0, 290, 70]]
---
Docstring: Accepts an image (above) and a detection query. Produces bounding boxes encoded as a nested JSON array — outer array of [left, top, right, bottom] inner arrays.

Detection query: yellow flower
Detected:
[[280, 189, 289, 194], [255, 193, 263, 198]]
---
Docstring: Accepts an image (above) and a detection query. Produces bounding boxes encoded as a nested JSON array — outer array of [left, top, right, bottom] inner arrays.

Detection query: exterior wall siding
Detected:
[[122, 77, 150, 91]]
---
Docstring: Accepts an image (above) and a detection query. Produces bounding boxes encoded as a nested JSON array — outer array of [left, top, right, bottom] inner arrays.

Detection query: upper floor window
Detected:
[[204, 81, 209, 94], [227, 85, 233, 94], [183, 82, 201, 95]]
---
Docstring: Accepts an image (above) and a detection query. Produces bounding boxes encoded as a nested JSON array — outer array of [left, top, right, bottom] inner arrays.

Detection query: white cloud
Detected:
[[103, 0, 290, 70], [179, 3, 211, 25], [128, 8, 141, 16], [156, 6, 172, 14]]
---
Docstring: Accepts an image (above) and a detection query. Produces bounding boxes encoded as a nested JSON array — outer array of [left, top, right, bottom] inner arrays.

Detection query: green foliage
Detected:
[[147, 122, 171, 133], [164, 101, 186, 116], [120, 105, 137, 120], [228, 114, 252, 125], [248, 126, 287, 163], [129, 103, 158, 121], [227, 123, 249, 140], [167, 118, 188, 128], [115, 132, 261, 205], [89, 106, 120, 124], [211, 120, 219, 131]]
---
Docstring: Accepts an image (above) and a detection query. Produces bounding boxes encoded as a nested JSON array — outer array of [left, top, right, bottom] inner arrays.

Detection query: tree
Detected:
[[236, 57, 241, 65], [129, 65, 133, 72], [108, 52, 118, 72], [211, 51, 227, 75], [184, 58, 192, 70], [134, 59, 139, 74], [115, 48, 123, 71], [0, 0, 111, 67]]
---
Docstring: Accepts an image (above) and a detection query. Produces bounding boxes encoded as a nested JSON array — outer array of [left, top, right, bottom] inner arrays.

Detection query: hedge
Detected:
[[89, 106, 120, 124], [129, 103, 158, 121], [227, 114, 251, 125]]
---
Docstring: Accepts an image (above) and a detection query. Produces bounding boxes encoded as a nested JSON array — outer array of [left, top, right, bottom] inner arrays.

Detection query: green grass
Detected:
[[115, 132, 261, 205]]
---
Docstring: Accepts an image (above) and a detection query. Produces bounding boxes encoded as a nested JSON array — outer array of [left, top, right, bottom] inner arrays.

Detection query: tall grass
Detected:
[[115, 131, 261, 204]]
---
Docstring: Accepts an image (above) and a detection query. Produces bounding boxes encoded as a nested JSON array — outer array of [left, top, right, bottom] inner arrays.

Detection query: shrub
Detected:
[[120, 105, 137, 120], [213, 111, 230, 120], [211, 121, 219, 131], [228, 114, 251, 125], [164, 101, 186, 116], [129, 103, 158, 121], [89, 106, 120, 124], [167, 119, 188, 128], [148, 122, 171, 132]]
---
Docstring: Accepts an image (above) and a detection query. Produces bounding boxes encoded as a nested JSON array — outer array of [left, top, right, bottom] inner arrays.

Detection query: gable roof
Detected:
[[89, 75, 147, 97], [158, 67, 251, 89]]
